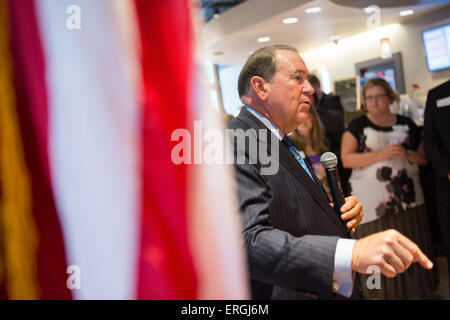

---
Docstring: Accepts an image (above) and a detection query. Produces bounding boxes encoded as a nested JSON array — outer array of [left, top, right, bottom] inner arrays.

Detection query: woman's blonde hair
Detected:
[[362, 78, 399, 105], [290, 106, 329, 154]]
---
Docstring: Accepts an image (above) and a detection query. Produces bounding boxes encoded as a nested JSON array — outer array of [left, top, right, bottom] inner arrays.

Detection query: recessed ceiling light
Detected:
[[305, 7, 321, 14], [257, 36, 271, 43], [399, 9, 414, 16], [283, 17, 298, 24]]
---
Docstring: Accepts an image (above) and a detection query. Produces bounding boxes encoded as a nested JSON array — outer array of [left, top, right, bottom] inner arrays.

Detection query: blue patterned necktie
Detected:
[[282, 136, 314, 181]]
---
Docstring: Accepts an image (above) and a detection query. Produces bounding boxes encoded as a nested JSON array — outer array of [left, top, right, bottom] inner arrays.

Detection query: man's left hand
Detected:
[[339, 196, 364, 233]]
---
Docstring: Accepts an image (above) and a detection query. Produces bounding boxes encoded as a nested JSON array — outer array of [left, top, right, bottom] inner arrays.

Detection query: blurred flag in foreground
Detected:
[[0, 0, 248, 299]]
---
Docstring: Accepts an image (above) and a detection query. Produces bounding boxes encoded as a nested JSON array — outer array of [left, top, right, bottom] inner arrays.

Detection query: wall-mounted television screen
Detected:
[[422, 23, 450, 72]]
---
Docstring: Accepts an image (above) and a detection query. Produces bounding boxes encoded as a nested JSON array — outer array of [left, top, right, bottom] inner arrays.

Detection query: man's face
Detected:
[[265, 50, 315, 134]]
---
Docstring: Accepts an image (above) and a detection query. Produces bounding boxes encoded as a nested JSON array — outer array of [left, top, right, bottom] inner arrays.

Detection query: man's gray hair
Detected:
[[238, 44, 298, 98]]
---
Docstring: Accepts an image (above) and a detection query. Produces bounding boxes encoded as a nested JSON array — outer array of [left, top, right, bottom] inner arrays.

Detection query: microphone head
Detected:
[[320, 152, 338, 169]]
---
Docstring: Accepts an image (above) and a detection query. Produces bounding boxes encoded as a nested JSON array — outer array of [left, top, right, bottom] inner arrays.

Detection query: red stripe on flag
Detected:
[[7, 0, 71, 299], [134, 0, 197, 299]]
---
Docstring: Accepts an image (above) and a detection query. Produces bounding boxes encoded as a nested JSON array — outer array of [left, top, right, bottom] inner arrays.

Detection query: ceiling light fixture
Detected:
[[380, 38, 392, 59], [399, 9, 414, 16], [305, 7, 321, 14], [283, 17, 298, 24], [257, 36, 271, 43]]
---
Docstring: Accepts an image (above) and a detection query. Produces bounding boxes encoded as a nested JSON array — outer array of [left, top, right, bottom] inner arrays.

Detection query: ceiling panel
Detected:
[[202, 0, 450, 65]]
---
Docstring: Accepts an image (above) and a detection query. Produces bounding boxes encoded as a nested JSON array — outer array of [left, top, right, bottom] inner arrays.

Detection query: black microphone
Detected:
[[320, 152, 347, 224]]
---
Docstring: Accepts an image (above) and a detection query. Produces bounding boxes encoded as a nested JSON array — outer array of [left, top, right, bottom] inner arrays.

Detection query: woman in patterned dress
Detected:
[[341, 78, 438, 299]]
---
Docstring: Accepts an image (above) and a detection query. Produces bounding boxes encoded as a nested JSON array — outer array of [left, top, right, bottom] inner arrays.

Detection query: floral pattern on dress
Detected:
[[375, 167, 416, 217], [358, 134, 371, 152]]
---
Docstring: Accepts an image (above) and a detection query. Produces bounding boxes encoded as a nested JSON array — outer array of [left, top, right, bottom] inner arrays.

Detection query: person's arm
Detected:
[[341, 131, 409, 169], [334, 238, 355, 297], [352, 229, 433, 277], [340, 131, 381, 168], [341, 131, 384, 169], [234, 162, 339, 298], [336, 225, 434, 296], [406, 141, 427, 166], [227, 122, 339, 298]]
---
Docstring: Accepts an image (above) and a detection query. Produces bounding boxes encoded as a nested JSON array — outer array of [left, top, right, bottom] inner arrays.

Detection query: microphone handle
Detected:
[[325, 167, 346, 217]]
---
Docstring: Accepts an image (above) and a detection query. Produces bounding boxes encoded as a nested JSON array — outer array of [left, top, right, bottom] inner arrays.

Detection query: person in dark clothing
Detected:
[[308, 75, 350, 195], [309, 74, 345, 114], [424, 79, 450, 288]]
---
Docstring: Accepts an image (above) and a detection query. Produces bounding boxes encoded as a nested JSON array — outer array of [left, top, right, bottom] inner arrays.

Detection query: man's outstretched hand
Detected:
[[352, 229, 433, 277]]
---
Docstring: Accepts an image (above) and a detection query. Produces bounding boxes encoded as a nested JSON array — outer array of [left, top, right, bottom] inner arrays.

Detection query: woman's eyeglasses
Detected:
[[365, 94, 387, 102]]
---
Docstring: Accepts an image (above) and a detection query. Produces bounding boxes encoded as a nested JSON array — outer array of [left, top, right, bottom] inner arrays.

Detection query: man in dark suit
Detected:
[[309, 74, 344, 114], [227, 44, 433, 299], [424, 79, 450, 285]]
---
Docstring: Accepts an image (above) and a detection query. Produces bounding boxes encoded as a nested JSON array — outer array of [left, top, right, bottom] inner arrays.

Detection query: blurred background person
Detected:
[[308, 75, 345, 155], [309, 74, 344, 114], [290, 99, 331, 198], [424, 79, 450, 291], [341, 78, 438, 299], [308, 74, 350, 195]]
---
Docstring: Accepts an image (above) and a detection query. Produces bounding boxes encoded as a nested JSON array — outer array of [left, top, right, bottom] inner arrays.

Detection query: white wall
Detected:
[[218, 65, 243, 116], [302, 9, 450, 101]]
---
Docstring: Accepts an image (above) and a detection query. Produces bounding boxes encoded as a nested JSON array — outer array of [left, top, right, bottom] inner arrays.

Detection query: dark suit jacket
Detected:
[[424, 79, 450, 181], [227, 107, 354, 300], [423, 79, 450, 271], [318, 93, 344, 114]]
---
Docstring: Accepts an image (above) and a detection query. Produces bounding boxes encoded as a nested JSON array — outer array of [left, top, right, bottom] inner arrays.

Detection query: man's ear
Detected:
[[250, 76, 269, 101]]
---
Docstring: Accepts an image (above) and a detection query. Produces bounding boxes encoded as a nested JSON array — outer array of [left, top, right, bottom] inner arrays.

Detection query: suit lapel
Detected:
[[276, 139, 349, 236], [236, 108, 349, 236]]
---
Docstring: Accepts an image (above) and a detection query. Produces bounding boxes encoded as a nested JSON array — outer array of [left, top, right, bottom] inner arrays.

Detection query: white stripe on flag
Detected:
[[188, 8, 249, 298], [35, 0, 141, 299]]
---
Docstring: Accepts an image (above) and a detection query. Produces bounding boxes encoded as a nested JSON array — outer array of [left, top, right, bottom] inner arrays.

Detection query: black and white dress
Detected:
[[346, 114, 438, 299]]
